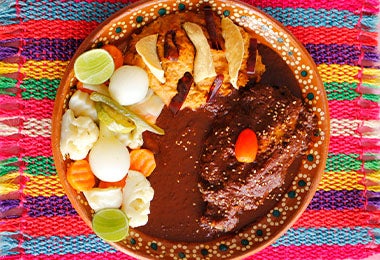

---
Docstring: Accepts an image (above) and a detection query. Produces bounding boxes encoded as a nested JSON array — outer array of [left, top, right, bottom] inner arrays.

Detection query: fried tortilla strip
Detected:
[[136, 34, 166, 84], [183, 22, 216, 83], [221, 17, 244, 89]]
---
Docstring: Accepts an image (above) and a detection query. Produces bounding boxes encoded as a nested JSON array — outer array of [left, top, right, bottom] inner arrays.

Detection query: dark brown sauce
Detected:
[[138, 45, 302, 242]]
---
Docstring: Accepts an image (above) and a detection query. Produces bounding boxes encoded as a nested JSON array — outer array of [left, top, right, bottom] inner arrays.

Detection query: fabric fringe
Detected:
[[0, 0, 28, 257], [356, 0, 380, 243]]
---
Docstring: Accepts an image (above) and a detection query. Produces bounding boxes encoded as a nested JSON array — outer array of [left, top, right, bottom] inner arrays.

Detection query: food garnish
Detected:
[[204, 5, 222, 50], [221, 17, 244, 89], [206, 74, 224, 102], [92, 208, 129, 242], [169, 72, 194, 114], [109, 65, 149, 106], [136, 34, 166, 83], [129, 149, 156, 177], [96, 102, 135, 134], [247, 38, 258, 76], [73, 49, 115, 85], [90, 92, 165, 135], [98, 175, 128, 189], [182, 22, 216, 83], [66, 159, 96, 191], [89, 122, 130, 182], [122, 170, 154, 228], [128, 90, 165, 124], [77, 82, 110, 96], [83, 187, 123, 212], [164, 30, 179, 61], [234, 128, 258, 163], [60, 109, 99, 160], [69, 90, 97, 122], [102, 44, 124, 69]]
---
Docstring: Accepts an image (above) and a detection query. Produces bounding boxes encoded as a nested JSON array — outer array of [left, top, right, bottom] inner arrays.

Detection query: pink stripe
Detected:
[[328, 100, 380, 120], [247, 0, 367, 12], [18, 245, 380, 259], [249, 245, 380, 260], [19, 136, 52, 157], [0, 96, 53, 119], [329, 135, 361, 154], [0, 136, 51, 159]]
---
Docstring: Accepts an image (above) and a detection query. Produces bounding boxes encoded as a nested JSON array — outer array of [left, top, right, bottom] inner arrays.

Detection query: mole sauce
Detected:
[[138, 45, 304, 242]]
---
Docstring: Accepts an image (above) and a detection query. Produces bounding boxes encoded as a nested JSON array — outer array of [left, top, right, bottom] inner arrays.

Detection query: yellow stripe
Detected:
[[23, 172, 369, 195], [0, 62, 20, 74], [2, 61, 361, 83], [317, 64, 360, 83], [362, 68, 380, 85], [366, 170, 380, 192], [24, 174, 66, 197], [317, 171, 363, 191], [0, 60, 69, 80]]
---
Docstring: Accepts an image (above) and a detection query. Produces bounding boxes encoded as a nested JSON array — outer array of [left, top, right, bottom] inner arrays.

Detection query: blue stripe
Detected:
[[0, 0, 18, 25], [22, 234, 117, 255], [273, 227, 374, 246], [21, 0, 129, 23], [18, 2, 377, 32], [260, 7, 377, 31]]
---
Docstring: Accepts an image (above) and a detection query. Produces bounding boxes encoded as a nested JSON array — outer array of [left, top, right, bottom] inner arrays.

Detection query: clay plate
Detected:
[[51, 0, 330, 259]]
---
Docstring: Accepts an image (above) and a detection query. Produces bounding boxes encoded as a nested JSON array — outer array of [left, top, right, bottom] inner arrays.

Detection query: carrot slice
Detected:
[[98, 175, 127, 188], [129, 149, 156, 177], [76, 81, 93, 94], [102, 44, 123, 69], [67, 159, 96, 191]]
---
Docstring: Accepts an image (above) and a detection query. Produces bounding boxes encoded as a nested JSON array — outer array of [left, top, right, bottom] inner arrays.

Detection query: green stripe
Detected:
[[0, 157, 19, 176], [326, 154, 362, 172], [0, 76, 17, 97], [15, 78, 378, 102], [23, 156, 56, 176], [20, 78, 59, 100], [362, 94, 380, 102], [324, 82, 359, 101], [365, 160, 380, 170]]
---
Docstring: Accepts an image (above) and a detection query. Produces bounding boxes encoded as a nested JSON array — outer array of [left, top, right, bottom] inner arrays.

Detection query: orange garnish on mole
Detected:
[[234, 128, 258, 163]]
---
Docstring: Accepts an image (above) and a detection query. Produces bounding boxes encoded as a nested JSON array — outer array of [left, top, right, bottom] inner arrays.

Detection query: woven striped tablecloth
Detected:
[[1, 0, 379, 259]]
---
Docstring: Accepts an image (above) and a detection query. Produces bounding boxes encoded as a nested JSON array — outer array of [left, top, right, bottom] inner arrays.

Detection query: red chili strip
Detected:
[[247, 38, 257, 76], [169, 72, 194, 115], [206, 74, 224, 102], [204, 5, 222, 50], [164, 30, 179, 61]]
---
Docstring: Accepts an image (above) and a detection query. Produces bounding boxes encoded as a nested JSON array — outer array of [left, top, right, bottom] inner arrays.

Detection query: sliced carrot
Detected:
[[67, 159, 96, 191], [234, 128, 258, 163], [102, 44, 123, 69], [98, 175, 127, 188], [76, 81, 93, 94], [129, 149, 156, 177]]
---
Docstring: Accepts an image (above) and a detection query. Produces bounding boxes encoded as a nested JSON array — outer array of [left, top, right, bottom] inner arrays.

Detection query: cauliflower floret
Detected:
[[116, 126, 144, 149], [83, 187, 123, 212], [122, 170, 154, 227], [69, 90, 97, 121], [60, 109, 99, 160]]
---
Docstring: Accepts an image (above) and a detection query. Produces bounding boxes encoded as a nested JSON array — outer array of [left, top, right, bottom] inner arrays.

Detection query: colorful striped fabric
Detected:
[[1, 0, 379, 259]]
